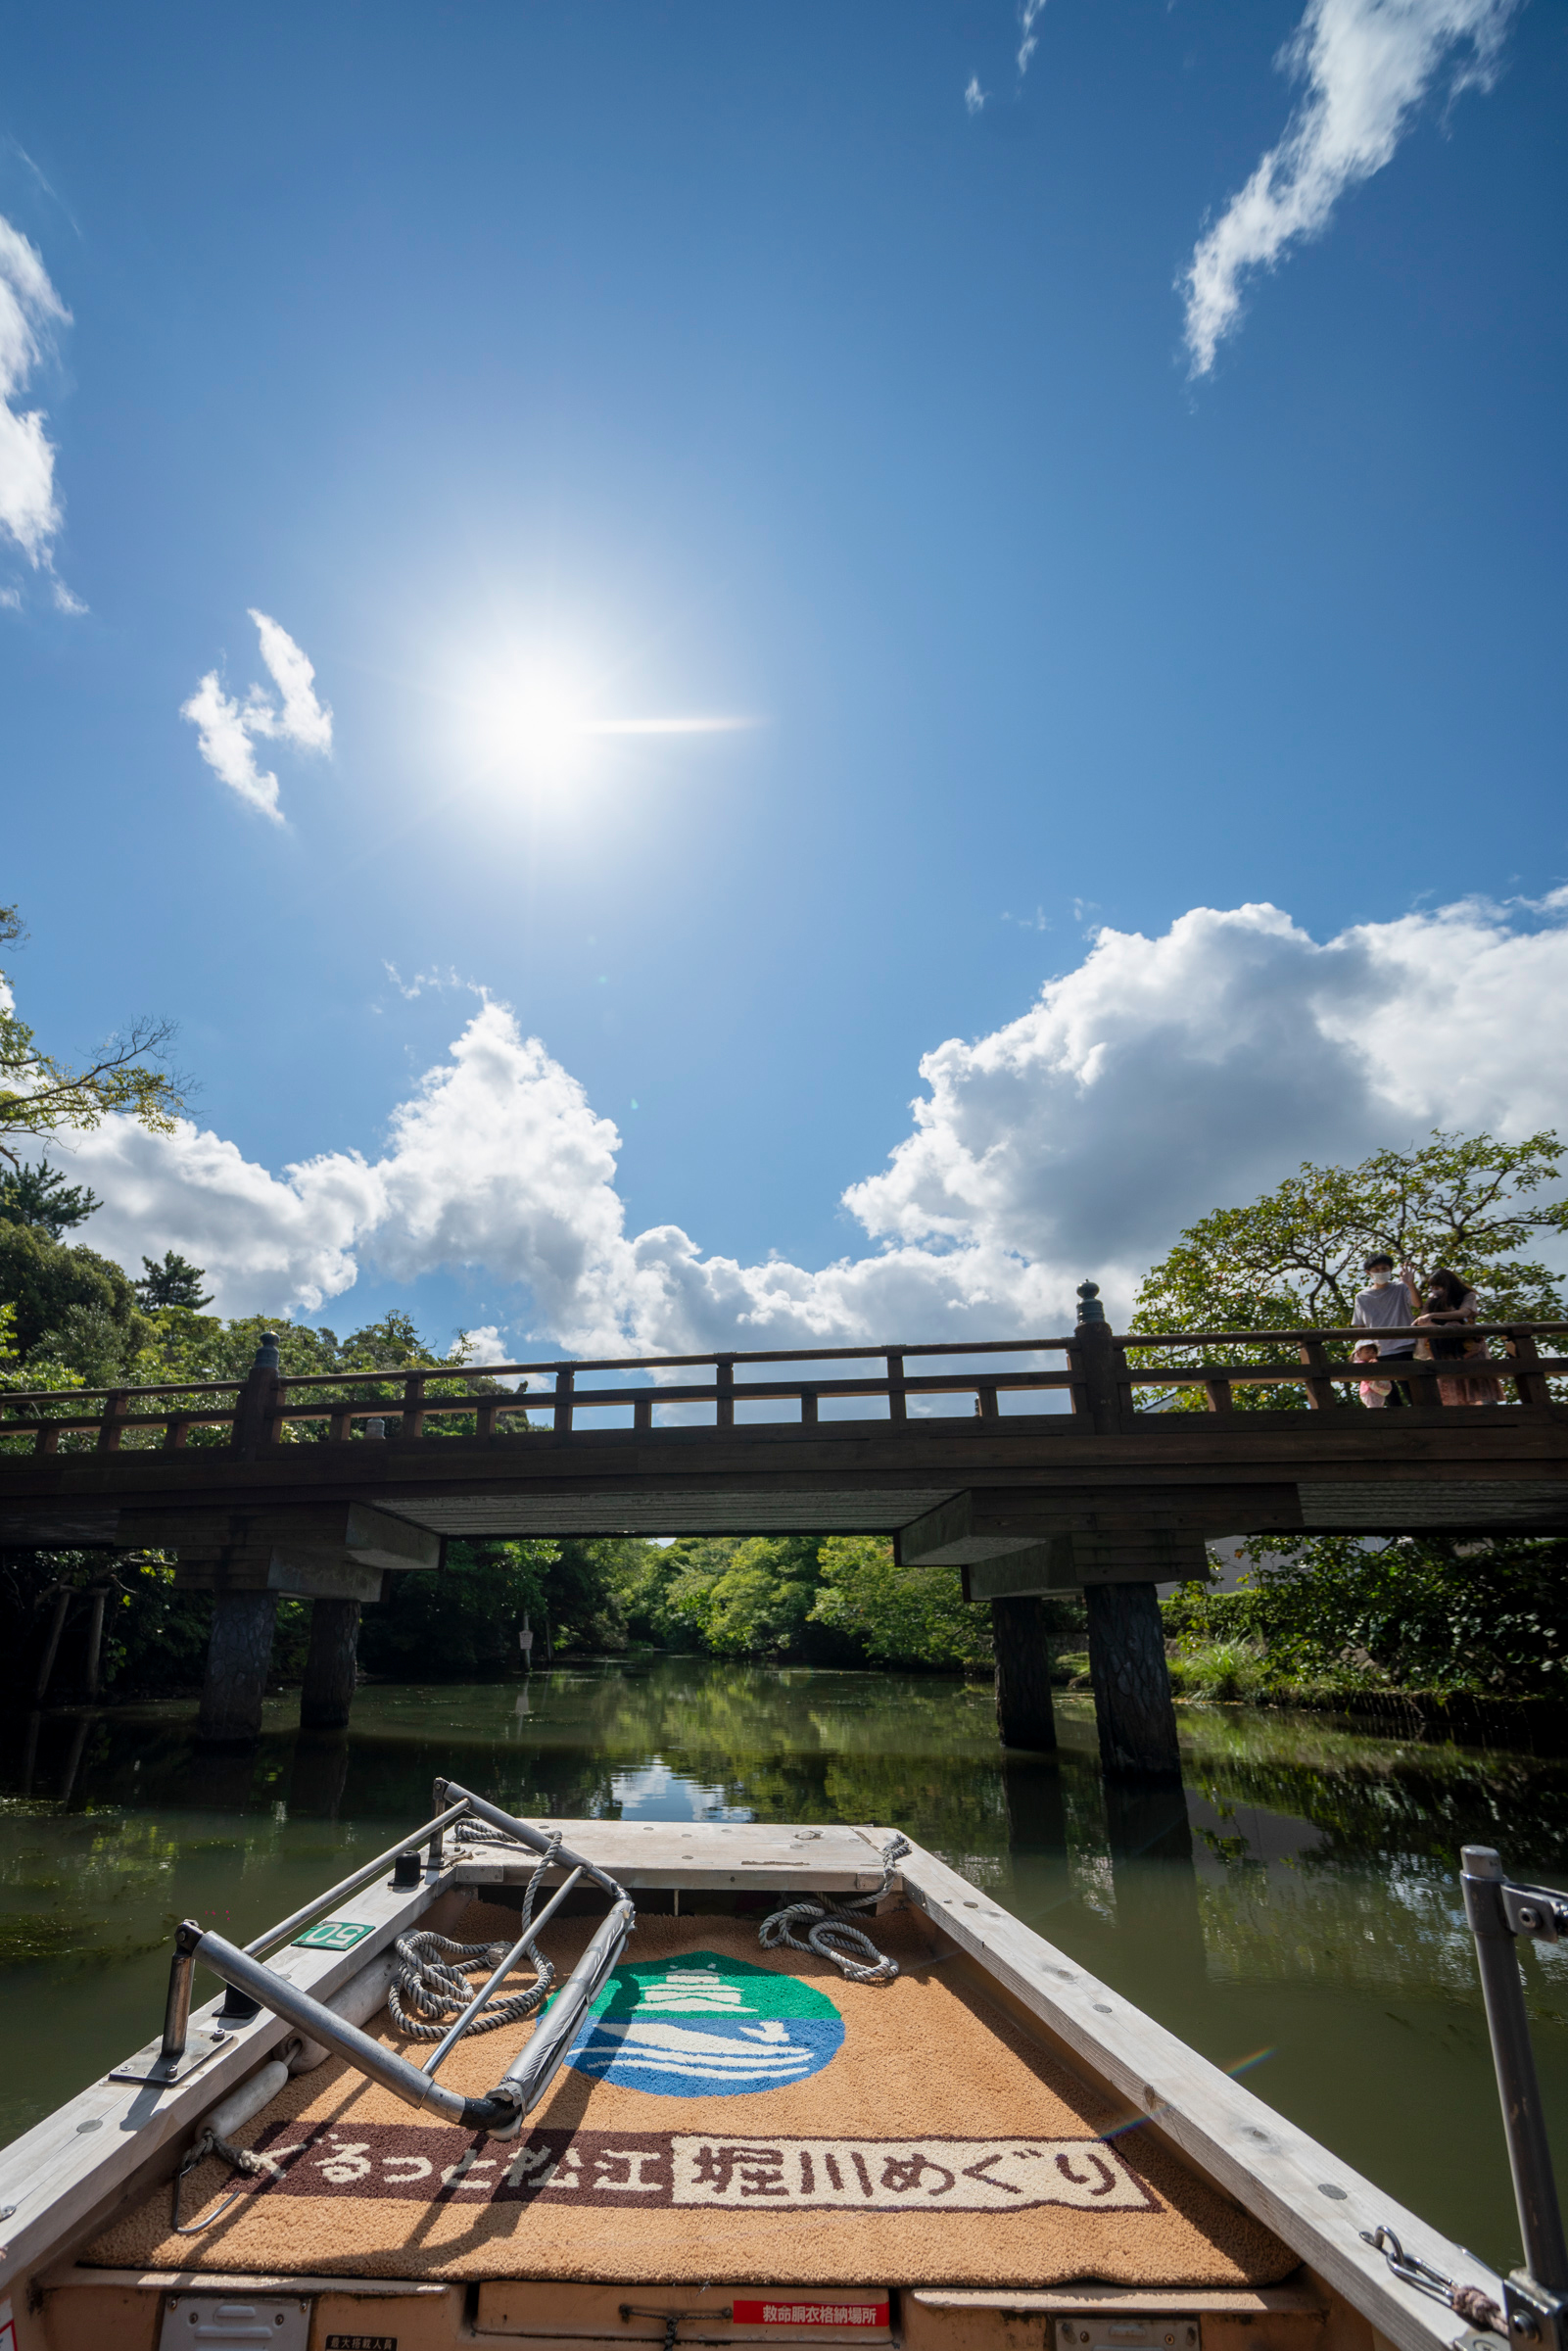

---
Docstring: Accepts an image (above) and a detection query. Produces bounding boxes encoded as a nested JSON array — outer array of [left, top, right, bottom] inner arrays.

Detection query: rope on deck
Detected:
[[759, 1835, 911, 1985], [389, 1830, 561, 2040]]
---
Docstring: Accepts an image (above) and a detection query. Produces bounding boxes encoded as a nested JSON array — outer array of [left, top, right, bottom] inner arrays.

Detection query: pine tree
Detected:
[[133, 1250, 214, 1311], [0, 1159, 103, 1239]]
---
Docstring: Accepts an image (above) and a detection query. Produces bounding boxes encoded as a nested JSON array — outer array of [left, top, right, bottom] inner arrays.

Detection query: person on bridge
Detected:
[[1415, 1270, 1503, 1407], [1351, 1253, 1422, 1406]]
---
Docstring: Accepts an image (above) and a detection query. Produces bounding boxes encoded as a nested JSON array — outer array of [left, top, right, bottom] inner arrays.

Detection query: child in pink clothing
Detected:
[[1354, 1341, 1392, 1408]]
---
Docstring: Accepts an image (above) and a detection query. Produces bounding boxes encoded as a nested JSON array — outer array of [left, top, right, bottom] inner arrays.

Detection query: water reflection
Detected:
[[3, 1660, 1567, 2271]]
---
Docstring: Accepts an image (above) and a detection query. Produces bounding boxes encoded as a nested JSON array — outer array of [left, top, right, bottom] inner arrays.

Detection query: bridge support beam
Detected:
[[991, 1597, 1057, 1751], [198, 1589, 279, 1746], [302, 1597, 361, 1730], [1084, 1579, 1181, 1785]]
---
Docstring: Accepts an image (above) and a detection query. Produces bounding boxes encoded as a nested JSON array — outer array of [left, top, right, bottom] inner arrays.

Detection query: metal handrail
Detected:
[[164, 1787, 635, 2137]]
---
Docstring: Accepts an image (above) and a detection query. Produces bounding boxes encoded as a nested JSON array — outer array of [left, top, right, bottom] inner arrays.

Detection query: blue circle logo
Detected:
[[565, 1950, 845, 2098]]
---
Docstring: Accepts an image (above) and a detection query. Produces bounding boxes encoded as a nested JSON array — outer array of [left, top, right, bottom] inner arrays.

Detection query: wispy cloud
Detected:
[[383, 962, 481, 1002], [965, 75, 988, 115], [1182, 0, 1518, 377], [0, 213, 75, 592], [1017, 0, 1047, 76], [181, 609, 333, 824]]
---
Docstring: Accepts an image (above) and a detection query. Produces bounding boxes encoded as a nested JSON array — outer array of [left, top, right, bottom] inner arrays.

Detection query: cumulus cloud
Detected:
[[49, 891, 1568, 1352], [181, 609, 333, 823], [1182, 0, 1518, 377], [965, 76, 988, 115], [0, 213, 72, 583]]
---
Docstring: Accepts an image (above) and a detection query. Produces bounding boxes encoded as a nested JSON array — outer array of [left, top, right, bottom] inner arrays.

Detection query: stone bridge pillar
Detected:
[[991, 1596, 1057, 1750], [199, 1590, 280, 1745], [302, 1598, 362, 1730]]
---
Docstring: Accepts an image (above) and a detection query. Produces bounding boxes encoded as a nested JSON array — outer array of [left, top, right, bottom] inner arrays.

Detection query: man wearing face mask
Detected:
[[1350, 1253, 1422, 1407]]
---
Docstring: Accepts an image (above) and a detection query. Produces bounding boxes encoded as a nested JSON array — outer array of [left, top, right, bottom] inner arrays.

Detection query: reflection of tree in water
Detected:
[[1165, 1706, 1568, 2006]]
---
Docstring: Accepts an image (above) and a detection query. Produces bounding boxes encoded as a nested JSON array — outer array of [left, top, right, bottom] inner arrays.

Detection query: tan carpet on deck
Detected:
[[86, 1905, 1294, 2288]]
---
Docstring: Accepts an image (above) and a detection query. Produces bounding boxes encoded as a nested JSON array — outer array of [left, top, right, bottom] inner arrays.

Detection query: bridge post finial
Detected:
[[1075, 1280, 1106, 1327], [254, 1331, 281, 1370]]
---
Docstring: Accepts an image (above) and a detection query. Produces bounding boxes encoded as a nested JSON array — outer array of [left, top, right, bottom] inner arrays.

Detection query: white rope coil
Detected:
[[759, 1834, 910, 1985]]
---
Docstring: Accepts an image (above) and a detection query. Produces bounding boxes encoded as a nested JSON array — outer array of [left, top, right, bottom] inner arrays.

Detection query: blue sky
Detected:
[[3, 0, 1565, 1357]]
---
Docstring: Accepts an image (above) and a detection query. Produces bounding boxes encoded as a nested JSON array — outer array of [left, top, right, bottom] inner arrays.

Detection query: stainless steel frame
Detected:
[[155, 1785, 635, 2138]]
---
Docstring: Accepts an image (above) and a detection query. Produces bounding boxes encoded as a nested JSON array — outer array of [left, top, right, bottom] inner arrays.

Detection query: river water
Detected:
[[4, 1659, 1567, 2275]]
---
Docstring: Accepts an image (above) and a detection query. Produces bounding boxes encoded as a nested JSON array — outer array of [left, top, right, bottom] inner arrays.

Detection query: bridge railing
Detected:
[[1, 1323, 1565, 1456]]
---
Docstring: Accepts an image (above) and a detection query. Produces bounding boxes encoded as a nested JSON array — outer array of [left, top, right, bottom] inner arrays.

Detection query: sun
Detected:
[[470, 657, 598, 785], [452, 636, 760, 794]]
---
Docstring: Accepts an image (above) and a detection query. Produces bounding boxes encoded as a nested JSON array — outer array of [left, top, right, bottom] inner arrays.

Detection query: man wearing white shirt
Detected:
[[1350, 1253, 1422, 1408]]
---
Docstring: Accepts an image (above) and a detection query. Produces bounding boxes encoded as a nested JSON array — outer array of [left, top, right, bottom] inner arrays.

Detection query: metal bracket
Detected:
[[108, 2023, 230, 2086], [1501, 1887, 1568, 1945], [1504, 2275, 1568, 2351]]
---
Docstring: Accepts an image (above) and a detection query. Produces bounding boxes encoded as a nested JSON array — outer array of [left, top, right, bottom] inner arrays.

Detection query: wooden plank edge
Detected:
[[889, 1837, 1498, 2351], [454, 1864, 894, 1893], [41, 2265, 451, 2298], [910, 2290, 1325, 2315]]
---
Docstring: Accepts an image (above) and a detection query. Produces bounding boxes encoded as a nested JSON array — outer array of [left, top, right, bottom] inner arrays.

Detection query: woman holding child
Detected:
[[1414, 1268, 1503, 1408]]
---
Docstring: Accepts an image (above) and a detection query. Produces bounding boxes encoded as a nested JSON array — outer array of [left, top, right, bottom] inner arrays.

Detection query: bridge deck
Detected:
[[1, 1403, 1566, 1548]]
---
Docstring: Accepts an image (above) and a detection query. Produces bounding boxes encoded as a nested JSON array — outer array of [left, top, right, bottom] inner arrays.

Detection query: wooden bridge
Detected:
[[3, 1285, 1565, 1778]]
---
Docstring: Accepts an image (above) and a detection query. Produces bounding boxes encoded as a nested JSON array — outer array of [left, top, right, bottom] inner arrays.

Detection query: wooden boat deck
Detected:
[[0, 1823, 1511, 2351]]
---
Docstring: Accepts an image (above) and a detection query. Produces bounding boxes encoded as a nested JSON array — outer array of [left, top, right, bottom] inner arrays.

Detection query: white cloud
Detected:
[[181, 610, 332, 822], [965, 76, 988, 115], [1017, 0, 1047, 76], [248, 607, 333, 751], [180, 670, 283, 823], [0, 213, 72, 581], [47, 891, 1568, 1352], [1182, 0, 1517, 377]]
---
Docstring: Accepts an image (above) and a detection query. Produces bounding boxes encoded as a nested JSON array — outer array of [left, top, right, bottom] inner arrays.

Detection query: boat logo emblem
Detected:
[[564, 1951, 844, 2097]]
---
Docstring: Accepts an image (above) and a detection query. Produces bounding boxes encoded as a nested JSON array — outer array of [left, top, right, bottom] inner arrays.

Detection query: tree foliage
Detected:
[[607, 1534, 989, 1670], [810, 1537, 993, 1668], [0, 1158, 103, 1238], [0, 906, 184, 1170], [133, 1250, 213, 1311], [1168, 1534, 1568, 1701], [0, 1220, 147, 1359]]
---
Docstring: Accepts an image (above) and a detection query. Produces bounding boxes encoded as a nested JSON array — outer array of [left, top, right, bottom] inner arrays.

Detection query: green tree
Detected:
[[1134, 1129, 1568, 1408], [133, 1250, 213, 1311], [1167, 1534, 1568, 1702], [0, 906, 184, 1169], [0, 1220, 147, 1359], [358, 1539, 562, 1679], [809, 1536, 993, 1669], [0, 1159, 103, 1238]]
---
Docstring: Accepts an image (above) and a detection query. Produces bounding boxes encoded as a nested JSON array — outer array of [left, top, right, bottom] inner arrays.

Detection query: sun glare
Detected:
[[458, 645, 758, 792]]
